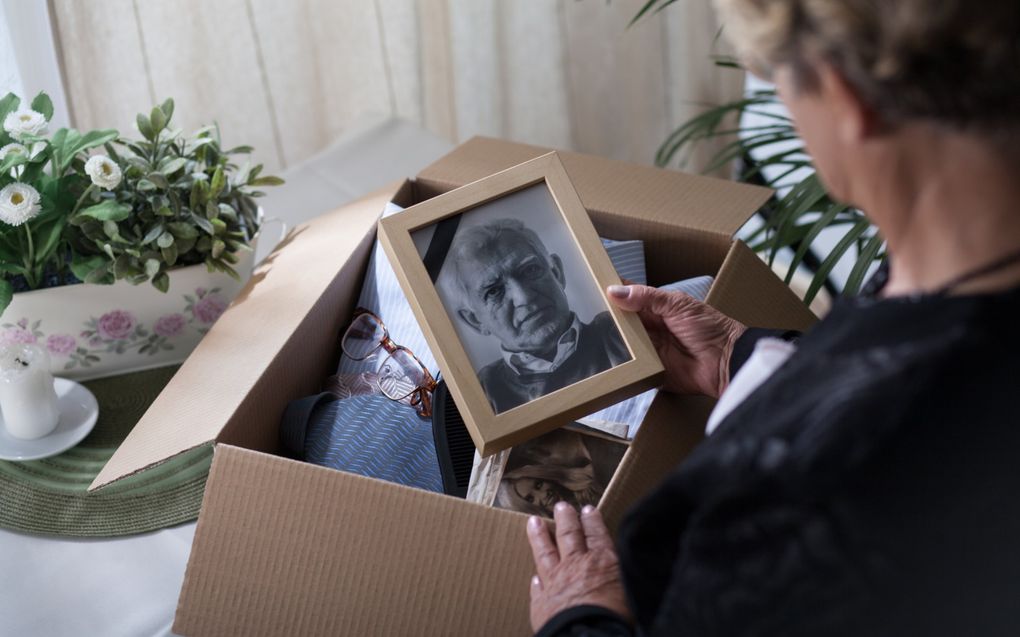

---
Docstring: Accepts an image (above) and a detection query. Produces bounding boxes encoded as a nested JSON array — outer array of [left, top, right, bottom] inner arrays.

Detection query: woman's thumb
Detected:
[[608, 284, 693, 317], [607, 284, 650, 311]]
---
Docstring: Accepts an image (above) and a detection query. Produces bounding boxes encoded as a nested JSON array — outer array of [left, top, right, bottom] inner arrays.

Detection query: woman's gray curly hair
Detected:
[[715, 0, 1020, 137]]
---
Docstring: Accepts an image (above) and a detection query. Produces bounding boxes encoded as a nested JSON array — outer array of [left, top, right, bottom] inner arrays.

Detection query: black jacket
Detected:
[[538, 284, 1020, 636]]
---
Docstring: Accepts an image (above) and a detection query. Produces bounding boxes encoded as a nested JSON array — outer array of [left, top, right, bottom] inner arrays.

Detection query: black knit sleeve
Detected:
[[534, 605, 634, 637]]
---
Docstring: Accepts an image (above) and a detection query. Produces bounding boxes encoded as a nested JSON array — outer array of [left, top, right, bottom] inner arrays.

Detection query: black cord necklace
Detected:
[[934, 245, 1020, 295]]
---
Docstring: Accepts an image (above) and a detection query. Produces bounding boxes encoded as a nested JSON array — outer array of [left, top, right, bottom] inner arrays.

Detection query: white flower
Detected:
[[0, 143, 27, 161], [85, 154, 122, 190], [3, 108, 47, 140], [0, 183, 41, 226]]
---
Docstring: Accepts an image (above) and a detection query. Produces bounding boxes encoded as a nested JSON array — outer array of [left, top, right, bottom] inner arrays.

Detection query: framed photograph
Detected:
[[378, 152, 662, 455], [466, 425, 630, 518]]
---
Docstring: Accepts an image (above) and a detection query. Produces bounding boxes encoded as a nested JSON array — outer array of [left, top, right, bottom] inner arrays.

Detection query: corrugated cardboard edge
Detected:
[[416, 136, 773, 238], [707, 240, 818, 331], [174, 445, 534, 637], [88, 184, 402, 491]]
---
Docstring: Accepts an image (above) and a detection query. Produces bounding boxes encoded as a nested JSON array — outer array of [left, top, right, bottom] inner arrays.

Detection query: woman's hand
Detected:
[[527, 503, 631, 632], [607, 284, 746, 398]]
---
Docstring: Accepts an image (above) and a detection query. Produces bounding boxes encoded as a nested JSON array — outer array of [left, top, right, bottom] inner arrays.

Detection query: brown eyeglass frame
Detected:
[[341, 307, 437, 419]]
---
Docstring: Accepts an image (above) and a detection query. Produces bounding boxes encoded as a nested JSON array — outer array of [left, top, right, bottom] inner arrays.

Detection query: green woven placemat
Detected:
[[0, 365, 212, 537]]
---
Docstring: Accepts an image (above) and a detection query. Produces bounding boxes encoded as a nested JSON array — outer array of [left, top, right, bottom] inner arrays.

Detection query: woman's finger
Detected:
[[608, 284, 694, 318], [527, 515, 559, 577], [579, 505, 614, 551], [553, 502, 587, 557]]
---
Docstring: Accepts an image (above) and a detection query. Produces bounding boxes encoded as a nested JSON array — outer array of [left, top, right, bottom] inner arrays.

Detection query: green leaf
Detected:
[[142, 223, 165, 245], [211, 239, 226, 259], [160, 98, 175, 122], [150, 106, 167, 135], [112, 254, 131, 278], [804, 219, 871, 304], [30, 92, 54, 121], [51, 128, 116, 173], [156, 232, 175, 249], [83, 262, 112, 284], [151, 271, 170, 293], [167, 221, 198, 240], [191, 213, 215, 235], [784, 203, 850, 283], [144, 258, 160, 278], [161, 244, 178, 266], [137, 113, 154, 141], [77, 199, 132, 222], [217, 203, 238, 222], [159, 157, 187, 175], [175, 236, 196, 254], [249, 175, 284, 187], [103, 219, 120, 240], [843, 232, 886, 296], [0, 263, 27, 276], [209, 166, 226, 198], [0, 278, 12, 316], [0, 93, 20, 124], [147, 172, 170, 189], [0, 151, 30, 174], [628, 0, 678, 27], [32, 218, 66, 264]]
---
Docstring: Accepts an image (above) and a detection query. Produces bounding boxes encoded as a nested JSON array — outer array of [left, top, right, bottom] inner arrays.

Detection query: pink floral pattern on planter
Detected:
[[45, 334, 77, 356], [154, 313, 187, 338], [96, 310, 137, 340], [1, 319, 42, 346], [192, 293, 228, 324], [5, 286, 230, 371], [1, 326, 37, 345]]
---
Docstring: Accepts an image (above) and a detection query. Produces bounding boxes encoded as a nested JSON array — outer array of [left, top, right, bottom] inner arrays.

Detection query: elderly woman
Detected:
[[525, 1, 1020, 635]]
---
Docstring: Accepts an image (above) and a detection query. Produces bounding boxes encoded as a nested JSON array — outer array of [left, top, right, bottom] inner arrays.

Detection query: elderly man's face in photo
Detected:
[[455, 230, 572, 353]]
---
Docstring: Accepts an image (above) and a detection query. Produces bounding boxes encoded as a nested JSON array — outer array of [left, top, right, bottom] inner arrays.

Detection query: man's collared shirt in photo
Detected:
[[502, 314, 582, 375]]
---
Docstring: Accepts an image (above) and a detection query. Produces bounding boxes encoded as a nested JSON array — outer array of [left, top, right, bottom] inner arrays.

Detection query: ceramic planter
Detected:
[[0, 234, 261, 381]]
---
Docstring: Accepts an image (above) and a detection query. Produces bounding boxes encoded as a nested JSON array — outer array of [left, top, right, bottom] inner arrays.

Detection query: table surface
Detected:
[[0, 117, 452, 637]]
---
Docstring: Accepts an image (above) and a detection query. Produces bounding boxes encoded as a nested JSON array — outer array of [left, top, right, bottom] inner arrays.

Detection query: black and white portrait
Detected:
[[492, 427, 628, 517], [412, 184, 631, 414]]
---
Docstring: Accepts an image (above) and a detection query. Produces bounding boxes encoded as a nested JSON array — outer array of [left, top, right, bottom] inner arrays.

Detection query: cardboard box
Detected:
[[88, 137, 816, 636]]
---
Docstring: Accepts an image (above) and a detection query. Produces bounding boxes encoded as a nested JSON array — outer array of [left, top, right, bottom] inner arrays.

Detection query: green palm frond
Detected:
[[633, 1, 887, 306], [654, 83, 886, 305]]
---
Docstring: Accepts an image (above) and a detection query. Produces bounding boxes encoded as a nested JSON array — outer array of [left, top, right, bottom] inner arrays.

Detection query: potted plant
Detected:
[[0, 93, 282, 379]]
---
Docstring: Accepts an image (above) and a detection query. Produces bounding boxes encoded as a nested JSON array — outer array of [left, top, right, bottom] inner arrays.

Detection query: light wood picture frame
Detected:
[[378, 152, 663, 455]]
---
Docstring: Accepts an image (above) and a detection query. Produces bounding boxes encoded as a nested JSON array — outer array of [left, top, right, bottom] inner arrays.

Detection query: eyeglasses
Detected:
[[340, 308, 436, 419]]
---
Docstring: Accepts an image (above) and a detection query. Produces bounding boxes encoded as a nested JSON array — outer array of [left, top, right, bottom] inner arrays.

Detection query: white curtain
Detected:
[[51, 0, 742, 174]]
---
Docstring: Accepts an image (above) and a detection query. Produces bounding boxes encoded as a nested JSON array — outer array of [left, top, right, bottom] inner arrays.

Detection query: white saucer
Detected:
[[0, 378, 100, 461]]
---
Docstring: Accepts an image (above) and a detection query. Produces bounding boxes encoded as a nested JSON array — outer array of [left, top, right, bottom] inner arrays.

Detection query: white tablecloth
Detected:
[[0, 118, 452, 637]]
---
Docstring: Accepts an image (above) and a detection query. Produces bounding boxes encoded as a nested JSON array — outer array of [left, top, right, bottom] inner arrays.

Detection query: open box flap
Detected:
[[415, 136, 772, 239], [174, 445, 534, 637], [88, 185, 401, 491], [706, 240, 818, 331]]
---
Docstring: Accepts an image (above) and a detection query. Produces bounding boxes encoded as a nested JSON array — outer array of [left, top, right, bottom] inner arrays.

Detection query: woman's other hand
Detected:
[[607, 284, 746, 398], [527, 503, 631, 632]]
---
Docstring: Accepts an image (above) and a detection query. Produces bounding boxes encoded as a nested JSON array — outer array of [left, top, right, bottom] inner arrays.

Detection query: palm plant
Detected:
[[633, 0, 886, 305]]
